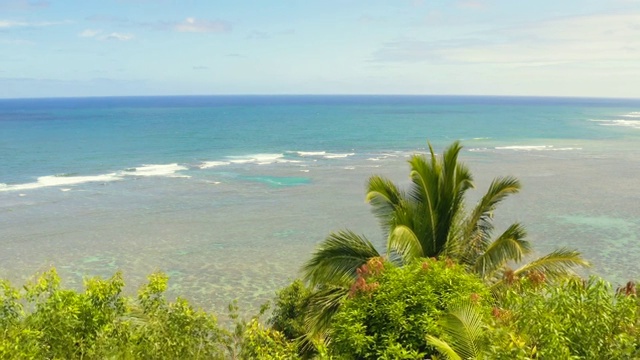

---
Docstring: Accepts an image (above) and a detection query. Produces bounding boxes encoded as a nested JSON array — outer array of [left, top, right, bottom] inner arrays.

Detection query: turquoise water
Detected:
[[1, 95, 640, 312]]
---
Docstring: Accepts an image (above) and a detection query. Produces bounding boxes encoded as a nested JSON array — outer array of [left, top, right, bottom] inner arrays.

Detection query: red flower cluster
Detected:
[[527, 270, 546, 287], [349, 257, 384, 298]]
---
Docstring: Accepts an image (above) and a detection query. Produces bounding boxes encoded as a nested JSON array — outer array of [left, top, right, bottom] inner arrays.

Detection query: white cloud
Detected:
[[446, 13, 640, 64], [172, 17, 231, 33], [0, 0, 49, 11], [0, 19, 67, 28], [0, 20, 25, 28], [0, 38, 33, 45], [78, 29, 134, 41], [373, 12, 640, 67], [79, 29, 101, 38], [103, 32, 134, 41]]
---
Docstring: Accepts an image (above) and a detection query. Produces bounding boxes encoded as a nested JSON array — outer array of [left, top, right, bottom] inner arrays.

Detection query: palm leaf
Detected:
[[408, 153, 440, 251], [462, 177, 520, 260], [387, 225, 423, 263], [304, 285, 349, 338], [366, 175, 404, 237], [427, 303, 486, 360], [426, 335, 462, 360], [512, 248, 590, 280], [437, 141, 474, 256], [472, 223, 529, 278], [302, 230, 380, 288]]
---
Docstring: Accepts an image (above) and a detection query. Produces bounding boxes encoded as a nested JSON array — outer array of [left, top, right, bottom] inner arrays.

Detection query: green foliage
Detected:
[[329, 258, 491, 359], [486, 276, 640, 359], [269, 280, 311, 341], [268, 279, 326, 358], [303, 230, 381, 288], [0, 268, 128, 359], [427, 303, 488, 360], [241, 319, 300, 359], [0, 268, 302, 359], [302, 141, 587, 337], [123, 272, 225, 359], [366, 141, 587, 281]]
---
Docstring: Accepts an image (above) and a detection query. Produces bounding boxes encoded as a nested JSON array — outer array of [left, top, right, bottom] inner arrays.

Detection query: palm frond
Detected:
[[387, 225, 423, 263], [427, 302, 486, 360], [408, 154, 439, 236], [463, 176, 521, 252], [426, 335, 462, 360], [302, 230, 380, 288], [472, 223, 529, 278], [366, 175, 403, 237], [408, 149, 449, 255], [443, 141, 474, 203], [442, 303, 486, 359], [304, 285, 349, 338], [512, 248, 590, 280], [436, 141, 474, 256]]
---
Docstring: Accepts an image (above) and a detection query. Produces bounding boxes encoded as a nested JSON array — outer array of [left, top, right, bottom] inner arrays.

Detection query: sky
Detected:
[[1, 0, 639, 98]]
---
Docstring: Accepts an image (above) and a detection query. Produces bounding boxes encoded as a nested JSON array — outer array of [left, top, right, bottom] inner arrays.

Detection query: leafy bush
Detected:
[[268, 279, 311, 341], [0, 269, 128, 359], [241, 318, 300, 359], [329, 257, 491, 359], [487, 276, 640, 359], [0, 269, 227, 359], [124, 272, 225, 359], [268, 279, 321, 358]]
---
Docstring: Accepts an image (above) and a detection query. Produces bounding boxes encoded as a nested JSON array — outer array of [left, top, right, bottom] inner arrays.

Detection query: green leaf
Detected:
[[387, 225, 423, 263], [302, 230, 380, 288]]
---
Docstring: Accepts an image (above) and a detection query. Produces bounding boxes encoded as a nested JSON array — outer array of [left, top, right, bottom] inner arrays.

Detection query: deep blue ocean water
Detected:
[[1, 95, 640, 311]]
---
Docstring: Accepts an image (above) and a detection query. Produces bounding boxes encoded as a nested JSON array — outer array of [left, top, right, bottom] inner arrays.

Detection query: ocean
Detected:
[[1, 95, 640, 313]]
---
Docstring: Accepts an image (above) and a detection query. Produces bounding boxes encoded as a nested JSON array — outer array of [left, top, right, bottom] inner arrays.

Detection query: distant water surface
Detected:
[[1, 95, 640, 312]]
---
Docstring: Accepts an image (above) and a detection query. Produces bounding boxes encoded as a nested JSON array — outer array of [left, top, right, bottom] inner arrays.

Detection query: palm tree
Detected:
[[302, 141, 588, 334]]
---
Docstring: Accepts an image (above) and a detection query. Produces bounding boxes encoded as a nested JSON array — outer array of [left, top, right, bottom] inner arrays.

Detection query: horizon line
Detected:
[[2, 93, 640, 101]]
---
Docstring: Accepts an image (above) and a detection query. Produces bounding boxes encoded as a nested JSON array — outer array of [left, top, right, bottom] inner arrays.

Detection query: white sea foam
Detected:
[[493, 145, 581, 151], [621, 112, 640, 118], [324, 152, 355, 159], [123, 164, 190, 177], [496, 145, 551, 151], [591, 119, 640, 129], [0, 162, 196, 193], [300, 169, 310, 173], [291, 151, 355, 159], [469, 145, 581, 152], [226, 153, 294, 165], [0, 173, 122, 192], [199, 161, 231, 169], [367, 152, 401, 161], [295, 151, 326, 157], [344, 166, 355, 170]]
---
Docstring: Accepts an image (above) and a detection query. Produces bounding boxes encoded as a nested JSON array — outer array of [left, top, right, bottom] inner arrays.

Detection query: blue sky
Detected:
[[1, 0, 639, 98]]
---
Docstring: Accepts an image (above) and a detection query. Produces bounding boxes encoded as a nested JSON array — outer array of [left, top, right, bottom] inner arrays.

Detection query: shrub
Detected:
[[329, 258, 491, 359], [0, 269, 227, 359], [487, 276, 640, 359], [268, 279, 312, 341]]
